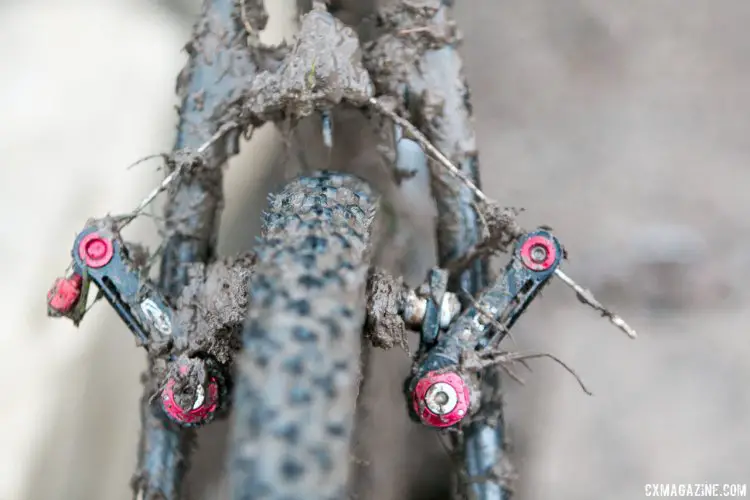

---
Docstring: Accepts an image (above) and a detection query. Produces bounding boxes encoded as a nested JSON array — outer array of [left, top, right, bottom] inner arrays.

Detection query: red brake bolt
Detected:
[[78, 232, 114, 269], [47, 274, 83, 314], [162, 363, 221, 426], [412, 371, 471, 428], [519, 235, 557, 272]]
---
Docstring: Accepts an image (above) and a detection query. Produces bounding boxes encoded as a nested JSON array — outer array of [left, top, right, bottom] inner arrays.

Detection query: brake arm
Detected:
[[407, 229, 563, 428], [71, 224, 175, 349], [46, 219, 226, 427]]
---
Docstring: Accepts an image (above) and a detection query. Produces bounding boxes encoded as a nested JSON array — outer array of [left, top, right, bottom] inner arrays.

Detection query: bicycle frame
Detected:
[[44, 2, 636, 499], [46, 2, 508, 498]]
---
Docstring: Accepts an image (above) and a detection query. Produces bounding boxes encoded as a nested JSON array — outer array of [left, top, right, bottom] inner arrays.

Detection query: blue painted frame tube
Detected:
[[132, 1, 268, 497]]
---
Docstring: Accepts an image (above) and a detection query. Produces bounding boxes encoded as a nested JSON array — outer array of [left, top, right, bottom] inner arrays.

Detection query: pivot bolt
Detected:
[[519, 234, 557, 272], [412, 371, 471, 428], [161, 360, 222, 427], [78, 232, 114, 269], [424, 382, 458, 415]]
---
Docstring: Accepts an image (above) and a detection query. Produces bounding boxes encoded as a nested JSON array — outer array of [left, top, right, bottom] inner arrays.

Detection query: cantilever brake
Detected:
[[46, 220, 227, 428], [406, 229, 563, 428]]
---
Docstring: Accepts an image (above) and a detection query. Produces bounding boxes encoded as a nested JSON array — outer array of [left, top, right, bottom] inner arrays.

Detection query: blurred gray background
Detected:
[[2, 0, 748, 499]]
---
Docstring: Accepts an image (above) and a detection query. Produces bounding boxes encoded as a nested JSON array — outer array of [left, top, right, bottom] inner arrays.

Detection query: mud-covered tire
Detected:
[[229, 172, 379, 500]]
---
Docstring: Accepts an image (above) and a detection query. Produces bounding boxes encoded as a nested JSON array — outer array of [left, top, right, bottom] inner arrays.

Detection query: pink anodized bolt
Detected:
[[519, 234, 557, 272], [78, 232, 114, 269], [161, 363, 220, 426], [412, 370, 471, 428]]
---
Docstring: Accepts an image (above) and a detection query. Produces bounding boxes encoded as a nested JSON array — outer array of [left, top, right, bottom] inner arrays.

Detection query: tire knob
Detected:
[[412, 371, 471, 428]]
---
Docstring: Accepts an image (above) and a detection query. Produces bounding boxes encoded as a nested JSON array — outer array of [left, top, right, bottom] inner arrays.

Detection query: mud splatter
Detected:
[[364, 268, 410, 351], [362, 0, 458, 99], [238, 7, 373, 124], [173, 252, 255, 365], [377, 0, 458, 48], [161, 0, 280, 299], [445, 201, 522, 274]]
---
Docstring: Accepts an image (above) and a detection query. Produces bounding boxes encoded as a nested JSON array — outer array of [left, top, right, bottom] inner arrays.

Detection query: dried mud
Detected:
[[146, 2, 492, 499], [364, 268, 409, 351], [239, 7, 373, 124], [173, 253, 255, 366], [162, 0, 278, 298], [139, 0, 270, 485], [362, 0, 458, 100]]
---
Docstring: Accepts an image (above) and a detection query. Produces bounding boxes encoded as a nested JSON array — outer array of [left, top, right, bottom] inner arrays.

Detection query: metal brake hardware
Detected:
[[406, 229, 562, 428], [46, 219, 226, 428]]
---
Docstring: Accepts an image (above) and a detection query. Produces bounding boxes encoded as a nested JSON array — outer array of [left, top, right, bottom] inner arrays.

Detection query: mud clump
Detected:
[[362, 0, 459, 98], [174, 253, 255, 365], [377, 0, 458, 49], [365, 268, 409, 352], [240, 7, 373, 123], [238, 0, 269, 33]]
